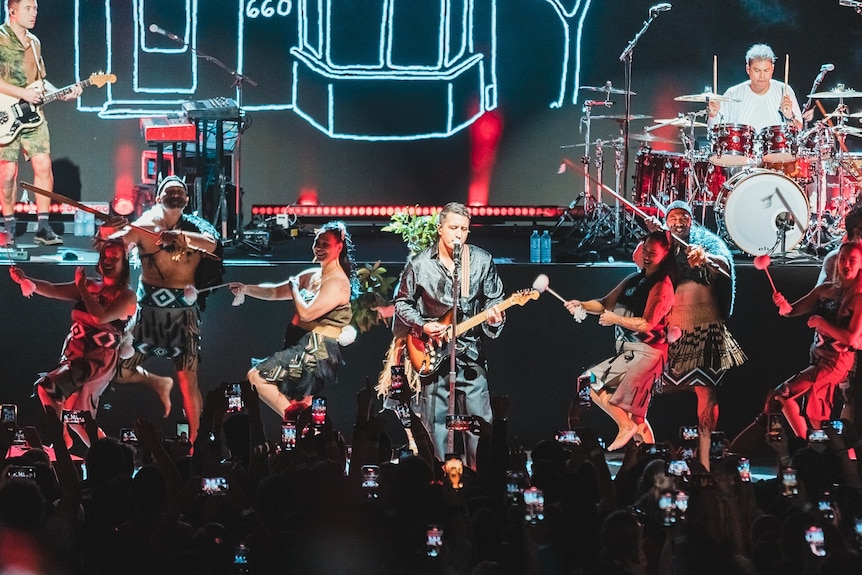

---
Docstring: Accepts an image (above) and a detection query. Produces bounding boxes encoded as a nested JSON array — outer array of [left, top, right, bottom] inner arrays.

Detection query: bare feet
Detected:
[[154, 375, 174, 417], [608, 423, 638, 451]]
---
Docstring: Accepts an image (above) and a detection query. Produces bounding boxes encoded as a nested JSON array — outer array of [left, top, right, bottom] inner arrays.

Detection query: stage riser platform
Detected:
[[0, 260, 820, 450]]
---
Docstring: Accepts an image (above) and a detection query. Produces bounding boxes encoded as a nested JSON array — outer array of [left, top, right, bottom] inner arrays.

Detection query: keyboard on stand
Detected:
[[182, 97, 240, 120]]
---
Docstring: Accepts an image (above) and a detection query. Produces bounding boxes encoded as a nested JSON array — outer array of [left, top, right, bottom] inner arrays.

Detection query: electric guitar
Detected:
[[0, 73, 116, 145], [406, 289, 539, 376]]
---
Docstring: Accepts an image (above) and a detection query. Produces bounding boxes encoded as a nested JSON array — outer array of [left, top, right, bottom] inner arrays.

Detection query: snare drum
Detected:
[[709, 123, 756, 167], [715, 169, 809, 255], [759, 124, 798, 163]]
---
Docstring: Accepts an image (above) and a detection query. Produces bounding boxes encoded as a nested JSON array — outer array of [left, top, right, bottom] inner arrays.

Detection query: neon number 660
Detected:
[[246, 0, 292, 18]]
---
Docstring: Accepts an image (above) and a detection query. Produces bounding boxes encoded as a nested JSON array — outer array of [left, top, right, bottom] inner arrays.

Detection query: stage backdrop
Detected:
[[15, 1, 862, 223]]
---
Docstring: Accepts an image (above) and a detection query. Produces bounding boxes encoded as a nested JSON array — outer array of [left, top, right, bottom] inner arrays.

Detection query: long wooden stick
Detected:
[[22, 182, 221, 261], [561, 159, 731, 278]]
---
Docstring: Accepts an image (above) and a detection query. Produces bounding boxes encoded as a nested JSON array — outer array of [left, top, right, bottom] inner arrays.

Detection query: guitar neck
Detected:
[[453, 296, 517, 337], [40, 80, 91, 105]]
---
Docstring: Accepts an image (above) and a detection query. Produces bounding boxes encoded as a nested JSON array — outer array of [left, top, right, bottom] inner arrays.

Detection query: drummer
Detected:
[[707, 44, 811, 133]]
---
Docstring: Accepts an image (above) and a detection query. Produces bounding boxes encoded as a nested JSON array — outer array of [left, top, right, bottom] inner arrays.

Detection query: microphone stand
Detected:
[[154, 30, 258, 247], [618, 10, 665, 251], [447, 244, 461, 455], [800, 68, 831, 123]]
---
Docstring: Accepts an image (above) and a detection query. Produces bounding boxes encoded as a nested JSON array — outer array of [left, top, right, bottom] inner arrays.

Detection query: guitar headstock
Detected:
[[88, 73, 117, 88], [511, 289, 540, 306]]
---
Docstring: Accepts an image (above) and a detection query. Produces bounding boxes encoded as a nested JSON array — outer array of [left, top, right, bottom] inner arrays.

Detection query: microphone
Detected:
[[149, 24, 182, 42], [649, 3, 672, 16], [584, 100, 613, 107], [820, 63, 835, 72], [840, 0, 862, 7], [453, 239, 462, 263]]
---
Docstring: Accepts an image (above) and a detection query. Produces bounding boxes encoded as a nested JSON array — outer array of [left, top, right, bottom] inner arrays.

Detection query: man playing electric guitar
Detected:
[[394, 202, 505, 467], [0, 0, 82, 246]]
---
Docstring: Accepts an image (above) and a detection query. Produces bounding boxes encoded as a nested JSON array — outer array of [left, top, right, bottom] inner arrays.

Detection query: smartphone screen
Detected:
[[361, 464, 380, 489], [709, 431, 725, 460], [823, 420, 844, 435], [61, 409, 86, 425], [120, 428, 138, 443], [667, 459, 691, 477], [176, 421, 190, 442], [523, 486, 545, 525], [658, 490, 675, 526], [389, 365, 406, 401], [555, 430, 581, 445], [674, 491, 689, 521], [224, 383, 244, 413], [426, 525, 443, 558], [201, 477, 229, 495], [805, 526, 827, 557], [577, 373, 593, 407], [737, 457, 751, 482], [281, 421, 297, 450], [818, 492, 835, 520], [6, 465, 36, 479], [808, 428, 828, 443], [234, 543, 249, 566], [311, 396, 327, 427], [505, 470, 526, 502], [766, 413, 783, 442], [1, 403, 16, 425], [445, 414, 473, 432], [679, 425, 698, 442], [781, 467, 799, 497]]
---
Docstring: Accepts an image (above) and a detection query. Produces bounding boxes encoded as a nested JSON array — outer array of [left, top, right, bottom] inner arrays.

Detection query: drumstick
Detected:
[[713, 55, 718, 94], [783, 54, 789, 99], [561, 159, 732, 278], [21, 181, 221, 261]]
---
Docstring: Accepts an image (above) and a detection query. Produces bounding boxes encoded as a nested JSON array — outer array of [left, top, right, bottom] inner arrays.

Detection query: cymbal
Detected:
[[674, 91, 740, 103], [653, 117, 709, 128], [629, 133, 681, 145], [560, 138, 623, 149], [591, 114, 652, 121], [808, 86, 862, 98], [581, 84, 635, 96], [832, 125, 862, 136]]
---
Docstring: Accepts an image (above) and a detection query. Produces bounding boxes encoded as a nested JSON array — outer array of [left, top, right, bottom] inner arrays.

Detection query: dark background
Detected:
[[24, 1, 862, 214]]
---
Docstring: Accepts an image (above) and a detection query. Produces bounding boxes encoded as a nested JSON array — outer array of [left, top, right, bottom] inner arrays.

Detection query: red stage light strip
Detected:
[[250, 205, 565, 220]]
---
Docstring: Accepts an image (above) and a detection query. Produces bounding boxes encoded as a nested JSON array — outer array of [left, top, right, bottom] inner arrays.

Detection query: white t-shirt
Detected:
[[709, 79, 802, 132]]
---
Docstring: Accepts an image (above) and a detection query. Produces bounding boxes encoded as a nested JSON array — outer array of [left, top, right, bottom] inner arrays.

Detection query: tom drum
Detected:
[[709, 123, 756, 167]]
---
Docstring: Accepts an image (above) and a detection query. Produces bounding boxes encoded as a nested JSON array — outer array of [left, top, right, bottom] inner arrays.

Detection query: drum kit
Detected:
[[564, 82, 862, 257]]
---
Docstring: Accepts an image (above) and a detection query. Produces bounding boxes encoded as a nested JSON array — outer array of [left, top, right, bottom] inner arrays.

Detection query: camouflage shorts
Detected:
[[0, 120, 50, 162]]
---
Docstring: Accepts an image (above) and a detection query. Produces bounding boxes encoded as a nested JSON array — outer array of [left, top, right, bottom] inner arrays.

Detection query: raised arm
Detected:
[[9, 266, 79, 301], [291, 274, 351, 322], [809, 292, 862, 350], [74, 268, 137, 324]]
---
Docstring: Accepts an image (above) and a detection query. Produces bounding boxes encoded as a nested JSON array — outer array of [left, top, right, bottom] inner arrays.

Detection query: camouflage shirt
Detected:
[[0, 22, 44, 88]]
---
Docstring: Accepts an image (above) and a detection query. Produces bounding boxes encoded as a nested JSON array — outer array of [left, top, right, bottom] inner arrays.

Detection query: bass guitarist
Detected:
[[0, 0, 82, 246], [394, 202, 505, 467]]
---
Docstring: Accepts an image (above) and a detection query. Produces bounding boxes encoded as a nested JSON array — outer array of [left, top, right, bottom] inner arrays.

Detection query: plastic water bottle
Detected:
[[530, 230, 540, 263], [73, 209, 85, 237], [540, 230, 552, 263], [84, 211, 96, 236]]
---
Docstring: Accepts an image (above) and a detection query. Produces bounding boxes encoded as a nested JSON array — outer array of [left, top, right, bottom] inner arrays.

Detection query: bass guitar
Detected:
[[406, 289, 539, 376], [0, 73, 117, 145]]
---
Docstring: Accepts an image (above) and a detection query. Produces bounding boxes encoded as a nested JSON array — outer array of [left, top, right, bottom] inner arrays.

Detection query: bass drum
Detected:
[[715, 169, 810, 255]]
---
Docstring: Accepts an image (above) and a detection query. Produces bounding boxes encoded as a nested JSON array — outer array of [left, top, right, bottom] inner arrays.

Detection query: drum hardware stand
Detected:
[[553, 99, 610, 236]]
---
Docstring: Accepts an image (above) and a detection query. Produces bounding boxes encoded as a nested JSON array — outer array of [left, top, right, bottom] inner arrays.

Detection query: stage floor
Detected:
[[0, 225, 827, 457]]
